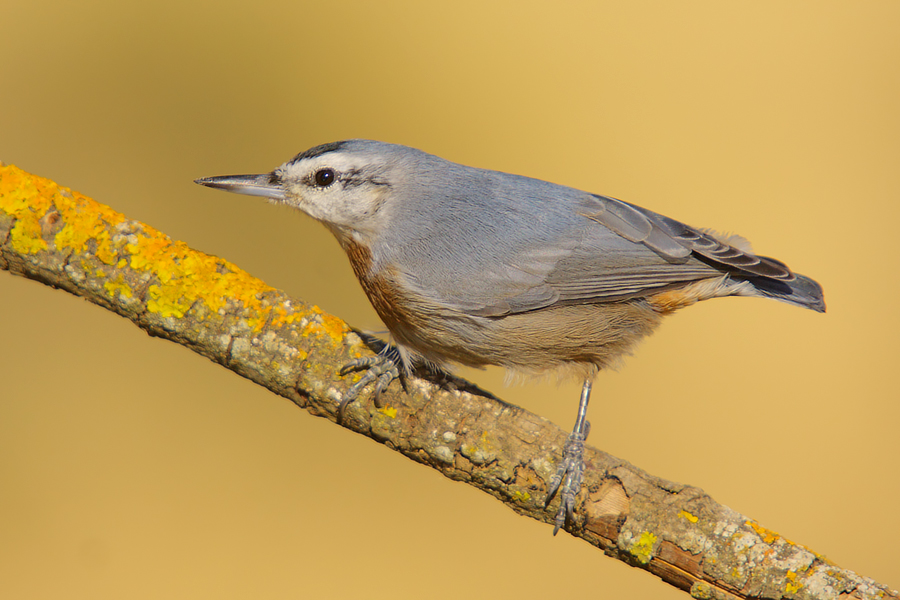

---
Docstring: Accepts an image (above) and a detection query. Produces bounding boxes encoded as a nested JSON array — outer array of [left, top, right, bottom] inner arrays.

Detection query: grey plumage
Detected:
[[196, 139, 825, 533]]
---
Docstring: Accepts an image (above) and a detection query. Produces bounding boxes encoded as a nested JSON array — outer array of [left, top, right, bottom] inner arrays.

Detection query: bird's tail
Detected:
[[747, 272, 826, 313]]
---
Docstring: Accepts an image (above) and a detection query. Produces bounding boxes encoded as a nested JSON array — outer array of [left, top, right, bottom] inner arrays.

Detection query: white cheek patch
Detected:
[[275, 151, 388, 231]]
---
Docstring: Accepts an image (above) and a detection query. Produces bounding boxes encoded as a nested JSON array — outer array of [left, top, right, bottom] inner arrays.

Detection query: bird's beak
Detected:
[[194, 173, 284, 200]]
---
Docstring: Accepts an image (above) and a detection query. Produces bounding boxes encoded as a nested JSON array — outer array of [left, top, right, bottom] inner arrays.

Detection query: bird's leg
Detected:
[[546, 378, 593, 535], [338, 346, 403, 421]]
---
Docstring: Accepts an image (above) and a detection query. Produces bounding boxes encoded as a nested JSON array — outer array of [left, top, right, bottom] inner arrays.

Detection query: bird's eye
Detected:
[[313, 168, 336, 188]]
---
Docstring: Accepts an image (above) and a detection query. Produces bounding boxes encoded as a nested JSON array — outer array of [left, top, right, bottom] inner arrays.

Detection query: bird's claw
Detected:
[[338, 354, 401, 421], [546, 421, 590, 535]]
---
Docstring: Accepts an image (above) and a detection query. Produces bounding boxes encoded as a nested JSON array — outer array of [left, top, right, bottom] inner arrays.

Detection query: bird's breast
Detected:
[[342, 237, 470, 366]]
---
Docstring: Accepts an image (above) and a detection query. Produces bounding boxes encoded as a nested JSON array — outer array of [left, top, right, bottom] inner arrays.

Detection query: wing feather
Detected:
[[390, 168, 793, 318], [582, 195, 793, 280], [478, 195, 795, 314]]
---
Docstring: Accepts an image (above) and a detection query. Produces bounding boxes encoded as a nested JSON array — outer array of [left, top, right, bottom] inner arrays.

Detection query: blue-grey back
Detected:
[[375, 151, 723, 315]]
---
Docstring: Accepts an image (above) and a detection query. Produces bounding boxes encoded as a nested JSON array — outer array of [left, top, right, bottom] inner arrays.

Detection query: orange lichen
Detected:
[[314, 306, 350, 342], [53, 195, 124, 265], [1, 165, 51, 254], [747, 521, 780, 544], [1, 164, 349, 339], [124, 233, 274, 322], [0, 165, 53, 218], [746, 520, 807, 549]]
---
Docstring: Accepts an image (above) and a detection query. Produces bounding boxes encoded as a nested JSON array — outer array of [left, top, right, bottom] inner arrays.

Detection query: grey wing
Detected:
[[467, 194, 795, 316], [580, 194, 793, 279]]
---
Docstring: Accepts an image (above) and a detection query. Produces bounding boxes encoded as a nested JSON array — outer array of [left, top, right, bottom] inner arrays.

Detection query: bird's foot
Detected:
[[545, 422, 590, 535], [338, 350, 402, 421]]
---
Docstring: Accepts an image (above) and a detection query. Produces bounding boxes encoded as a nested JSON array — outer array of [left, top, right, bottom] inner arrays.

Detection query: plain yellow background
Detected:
[[2, 1, 898, 598]]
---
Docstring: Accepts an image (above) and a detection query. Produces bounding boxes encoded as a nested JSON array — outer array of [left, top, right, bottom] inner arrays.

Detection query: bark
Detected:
[[0, 163, 894, 600]]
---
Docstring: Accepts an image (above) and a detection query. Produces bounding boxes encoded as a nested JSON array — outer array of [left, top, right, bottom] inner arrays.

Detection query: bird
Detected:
[[195, 139, 825, 534]]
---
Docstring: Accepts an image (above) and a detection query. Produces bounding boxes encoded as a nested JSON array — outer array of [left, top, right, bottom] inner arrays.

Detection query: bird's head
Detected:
[[196, 140, 418, 241]]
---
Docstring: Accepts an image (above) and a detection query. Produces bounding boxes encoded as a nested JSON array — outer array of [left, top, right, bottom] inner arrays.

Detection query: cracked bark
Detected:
[[0, 163, 895, 600]]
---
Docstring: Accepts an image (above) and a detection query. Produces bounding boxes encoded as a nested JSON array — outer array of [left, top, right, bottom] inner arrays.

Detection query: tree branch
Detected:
[[1, 163, 894, 600]]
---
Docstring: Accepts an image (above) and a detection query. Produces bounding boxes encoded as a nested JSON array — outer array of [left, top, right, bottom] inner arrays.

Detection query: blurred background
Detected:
[[2, 1, 898, 598]]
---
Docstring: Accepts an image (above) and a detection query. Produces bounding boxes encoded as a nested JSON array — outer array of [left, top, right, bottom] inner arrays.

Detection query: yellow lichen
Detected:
[[147, 284, 192, 318], [785, 581, 802, 595], [104, 277, 133, 299], [377, 406, 397, 418], [679, 510, 699, 523], [511, 490, 531, 503], [784, 570, 802, 595], [631, 531, 657, 564], [10, 218, 47, 254]]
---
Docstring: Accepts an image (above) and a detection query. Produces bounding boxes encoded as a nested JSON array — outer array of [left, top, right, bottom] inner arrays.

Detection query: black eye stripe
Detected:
[[313, 168, 336, 187]]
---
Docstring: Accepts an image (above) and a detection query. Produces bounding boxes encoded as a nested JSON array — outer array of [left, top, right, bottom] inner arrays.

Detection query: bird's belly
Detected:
[[368, 281, 664, 377]]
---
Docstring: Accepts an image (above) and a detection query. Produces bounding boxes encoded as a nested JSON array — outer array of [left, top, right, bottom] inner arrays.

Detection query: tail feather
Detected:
[[748, 272, 826, 313]]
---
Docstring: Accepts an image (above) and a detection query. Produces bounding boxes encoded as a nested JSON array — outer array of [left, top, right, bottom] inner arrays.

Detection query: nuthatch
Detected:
[[196, 140, 825, 534]]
